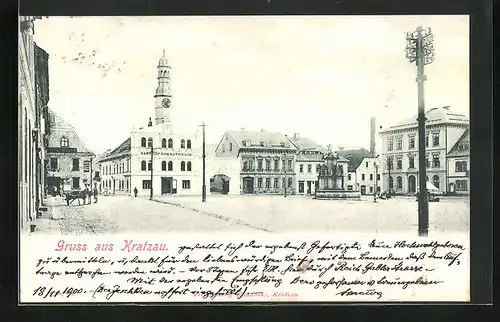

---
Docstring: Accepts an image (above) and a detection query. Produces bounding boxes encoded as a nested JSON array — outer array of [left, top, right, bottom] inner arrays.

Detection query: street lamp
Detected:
[[406, 26, 434, 237]]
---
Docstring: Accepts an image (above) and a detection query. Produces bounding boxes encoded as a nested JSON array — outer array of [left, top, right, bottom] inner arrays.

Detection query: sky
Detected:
[[32, 15, 469, 155]]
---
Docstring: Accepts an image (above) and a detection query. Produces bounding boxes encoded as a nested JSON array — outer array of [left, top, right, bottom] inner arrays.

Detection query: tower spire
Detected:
[[155, 49, 172, 126]]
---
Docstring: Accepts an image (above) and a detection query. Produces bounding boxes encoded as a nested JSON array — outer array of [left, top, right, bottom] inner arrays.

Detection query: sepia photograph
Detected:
[[18, 15, 474, 303]]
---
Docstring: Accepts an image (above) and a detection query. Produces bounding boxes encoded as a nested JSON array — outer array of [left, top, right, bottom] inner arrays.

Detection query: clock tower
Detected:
[[154, 49, 172, 126]]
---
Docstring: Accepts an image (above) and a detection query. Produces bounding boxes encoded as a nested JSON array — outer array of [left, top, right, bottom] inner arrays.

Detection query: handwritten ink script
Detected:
[[20, 236, 469, 302]]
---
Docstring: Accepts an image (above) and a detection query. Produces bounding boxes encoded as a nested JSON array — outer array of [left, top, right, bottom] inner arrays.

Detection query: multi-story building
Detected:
[[99, 50, 239, 197], [446, 128, 469, 195], [379, 106, 469, 195], [287, 133, 348, 195], [215, 129, 297, 194], [19, 16, 50, 232], [45, 109, 95, 194], [91, 149, 111, 193], [338, 148, 382, 195]]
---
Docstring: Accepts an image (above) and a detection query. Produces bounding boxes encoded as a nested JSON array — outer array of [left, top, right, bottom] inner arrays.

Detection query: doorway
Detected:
[[360, 185, 366, 195], [210, 174, 230, 194], [161, 177, 173, 194], [242, 177, 254, 194], [408, 175, 416, 193], [307, 181, 312, 194]]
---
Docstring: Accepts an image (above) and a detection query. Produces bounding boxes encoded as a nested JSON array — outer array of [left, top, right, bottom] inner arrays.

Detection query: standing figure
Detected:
[[133, 187, 138, 198], [93, 185, 98, 203]]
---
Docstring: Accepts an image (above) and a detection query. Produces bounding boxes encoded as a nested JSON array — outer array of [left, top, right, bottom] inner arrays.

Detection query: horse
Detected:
[[65, 189, 92, 206]]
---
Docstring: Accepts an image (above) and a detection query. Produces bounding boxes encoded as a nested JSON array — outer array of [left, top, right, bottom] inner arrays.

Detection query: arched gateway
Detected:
[[210, 174, 230, 194]]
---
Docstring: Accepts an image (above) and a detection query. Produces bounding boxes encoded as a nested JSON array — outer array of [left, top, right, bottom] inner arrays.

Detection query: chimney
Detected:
[[148, 117, 153, 127], [370, 117, 376, 154], [294, 133, 299, 139]]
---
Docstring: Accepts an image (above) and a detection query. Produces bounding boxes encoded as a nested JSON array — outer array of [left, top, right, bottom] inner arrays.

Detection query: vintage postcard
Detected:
[[19, 15, 470, 303]]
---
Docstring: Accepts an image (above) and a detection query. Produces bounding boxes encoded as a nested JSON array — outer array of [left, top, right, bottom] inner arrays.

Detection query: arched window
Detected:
[[161, 161, 167, 171], [181, 161, 186, 171], [433, 175, 440, 189], [141, 160, 146, 171], [162, 138, 167, 148], [147, 160, 152, 171], [187, 161, 192, 171], [141, 137, 146, 147], [396, 176, 402, 189], [147, 137, 153, 148], [168, 138, 173, 149], [187, 139, 192, 149], [168, 161, 173, 171], [60, 136, 69, 147], [181, 139, 186, 149]]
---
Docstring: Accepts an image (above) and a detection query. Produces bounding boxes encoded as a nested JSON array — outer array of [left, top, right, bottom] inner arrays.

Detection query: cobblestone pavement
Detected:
[[154, 194, 470, 235]]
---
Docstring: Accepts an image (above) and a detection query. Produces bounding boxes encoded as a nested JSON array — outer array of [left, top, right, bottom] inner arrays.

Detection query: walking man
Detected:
[[133, 187, 138, 198], [93, 184, 98, 203]]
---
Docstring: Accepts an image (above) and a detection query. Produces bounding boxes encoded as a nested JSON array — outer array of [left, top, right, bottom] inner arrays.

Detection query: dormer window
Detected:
[[60, 136, 69, 147], [242, 140, 247, 147]]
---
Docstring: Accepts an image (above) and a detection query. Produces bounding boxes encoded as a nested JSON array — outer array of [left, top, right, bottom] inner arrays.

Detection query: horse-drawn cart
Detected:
[[65, 190, 91, 206]]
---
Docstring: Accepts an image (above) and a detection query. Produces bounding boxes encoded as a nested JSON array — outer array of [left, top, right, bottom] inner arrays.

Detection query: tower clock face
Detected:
[[162, 98, 171, 108]]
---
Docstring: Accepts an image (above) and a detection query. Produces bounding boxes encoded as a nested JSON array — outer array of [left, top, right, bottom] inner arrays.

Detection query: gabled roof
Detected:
[[447, 128, 469, 157], [224, 129, 297, 151], [287, 135, 324, 151], [337, 148, 375, 172], [101, 138, 131, 161], [382, 106, 468, 132], [48, 108, 95, 156]]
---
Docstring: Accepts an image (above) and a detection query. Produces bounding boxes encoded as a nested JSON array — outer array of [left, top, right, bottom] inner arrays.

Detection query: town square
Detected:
[[19, 16, 470, 236]]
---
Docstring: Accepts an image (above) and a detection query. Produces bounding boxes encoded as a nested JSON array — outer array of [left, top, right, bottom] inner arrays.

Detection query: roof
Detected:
[[447, 128, 469, 157], [337, 148, 375, 172], [101, 138, 131, 161], [225, 129, 296, 151], [382, 106, 469, 132], [205, 143, 218, 158], [287, 135, 324, 151]]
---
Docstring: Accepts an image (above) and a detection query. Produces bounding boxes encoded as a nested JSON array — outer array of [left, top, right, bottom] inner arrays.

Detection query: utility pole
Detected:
[[374, 156, 379, 202], [201, 122, 206, 202], [282, 153, 287, 198], [149, 138, 153, 200], [90, 157, 93, 191], [406, 26, 435, 237]]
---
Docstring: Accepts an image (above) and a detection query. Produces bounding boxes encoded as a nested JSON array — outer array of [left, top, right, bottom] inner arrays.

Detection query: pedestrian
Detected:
[[134, 187, 138, 198], [93, 185, 98, 203]]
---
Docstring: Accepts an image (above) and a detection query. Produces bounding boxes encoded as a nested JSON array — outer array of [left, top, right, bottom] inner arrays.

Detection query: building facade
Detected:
[[379, 106, 469, 195], [215, 130, 297, 195], [45, 110, 95, 194], [339, 148, 382, 195], [19, 16, 50, 231], [99, 50, 240, 197], [446, 128, 469, 195]]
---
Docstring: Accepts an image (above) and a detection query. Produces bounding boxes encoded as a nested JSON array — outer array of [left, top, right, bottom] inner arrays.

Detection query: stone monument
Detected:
[[315, 146, 361, 200]]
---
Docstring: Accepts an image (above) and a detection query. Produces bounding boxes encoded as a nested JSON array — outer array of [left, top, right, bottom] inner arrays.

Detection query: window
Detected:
[[347, 185, 353, 190], [425, 133, 429, 147], [187, 139, 192, 149], [299, 164, 304, 173], [141, 160, 146, 171], [433, 175, 440, 189], [72, 158, 79, 171], [49, 113, 56, 124], [426, 155, 430, 168], [274, 160, 279, 171], [432, 132, 440, 146], [182, 180, 191, 189], [455, 161, 467, 172], [396, 176, 402, 189], [257, 178, 263, 188], [181, 139, 186, 148], [298, 181, 304, 193], [307, 164, 312, 173], [288, 160, 292, 171], [148, 160, 152, 171], [458, 142, 469, 151], [256, 159, 263, 171], [387, 157, 394, 170], [168, 138, 173, 148], [142, 180, 151, 189], [168, 161, 173, 171], [266, 178, 271, 188], [266, 159, 271, 170], [396, 157, 402, 170], [409, 136, 415, 149], [248, 159, 253, 170], [229, 143, 232, 151], [243, 161, 248, 171], [456, 179, 468, 191], [282, 160, 286, 171], [361, 174, 365, 180], [83, 160, 90, 172], [72, 177, 80, 189], [366, 162, 369, 167], [187, 161, 192, 171], [147, 137, 153, 148], [432, 154, 440, 168], [274, 178, 279, 188], [377, 174, 380, 180], [388, 138, 393, 151], [347, 174, 352, 180], [60, 136, 69, 147], [409, 155, 415, 168], [389, 176, 393, 189], [181, 161, 186, 171], [370, 174, 373, 181], [288, 177, 293, 188], [50, 158, 58, 171], [161, 161, 167, 171], [162, 138, 167, 148], [141, 137, 146, 147], [396, 137, 403, 150], [370, 186, 373, 193]]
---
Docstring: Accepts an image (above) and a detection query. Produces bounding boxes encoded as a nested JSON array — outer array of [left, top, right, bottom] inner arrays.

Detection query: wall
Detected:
[[447, 156, 469, 194], [355, 157, 382, 195], [215, 132, 240, 158]]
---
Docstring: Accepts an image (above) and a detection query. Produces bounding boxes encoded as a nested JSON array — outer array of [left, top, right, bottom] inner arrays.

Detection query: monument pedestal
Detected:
[[314, 189, 361, 200], [314, 150, 360, 200]]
